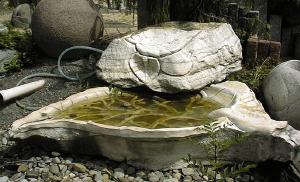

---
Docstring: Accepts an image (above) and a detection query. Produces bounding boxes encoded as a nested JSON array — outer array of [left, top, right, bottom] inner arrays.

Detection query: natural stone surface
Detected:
[[11, 81, 300, 170], [72, 163, 88, 173], [31, 0, 104, 58], [0, 50, 18, 74], [11, 3, 33, 28], [0, 176, 9, 182], [96, 22, 242, 93], [263, 60, 300, 130], [0, 23, 8, 35]]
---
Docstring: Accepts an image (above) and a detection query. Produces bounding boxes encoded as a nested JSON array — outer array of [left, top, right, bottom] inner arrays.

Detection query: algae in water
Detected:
[[54, 91, 221, 129]]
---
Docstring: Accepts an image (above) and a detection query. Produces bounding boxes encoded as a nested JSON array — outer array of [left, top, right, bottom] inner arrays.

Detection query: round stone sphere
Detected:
[[31, 0, 104, 58], [263, 60, 300, 129]]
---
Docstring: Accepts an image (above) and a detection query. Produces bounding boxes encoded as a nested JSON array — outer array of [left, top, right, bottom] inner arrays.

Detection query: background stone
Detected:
[[263, 60, 300, 129], [31, 0, 104, 58]]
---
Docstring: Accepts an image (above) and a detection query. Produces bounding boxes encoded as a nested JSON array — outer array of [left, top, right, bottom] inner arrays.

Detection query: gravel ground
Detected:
[[0, 57, 106, 129], [0, 131, 255, 182]]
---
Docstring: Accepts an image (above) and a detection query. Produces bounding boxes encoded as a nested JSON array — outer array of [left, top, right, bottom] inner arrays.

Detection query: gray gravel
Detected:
[[0, 57, 105, 129]]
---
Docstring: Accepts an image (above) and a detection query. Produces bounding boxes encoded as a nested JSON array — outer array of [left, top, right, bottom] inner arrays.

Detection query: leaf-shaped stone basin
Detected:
[[11, 81, 300, 170]]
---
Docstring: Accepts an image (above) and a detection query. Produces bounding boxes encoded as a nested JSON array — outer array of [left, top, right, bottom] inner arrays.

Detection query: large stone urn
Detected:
[[31, 0, 104, 58]]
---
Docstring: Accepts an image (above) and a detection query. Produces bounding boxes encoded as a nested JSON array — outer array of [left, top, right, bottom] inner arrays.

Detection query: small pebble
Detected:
[[72, 163, 88, 173], [49, 165, 60, 175], [0, 176, 9, 182], [1, 137, 8, 145], [17, 164, 29, 173], [53, 157, 61, 164], [51, 152, 61, 157]]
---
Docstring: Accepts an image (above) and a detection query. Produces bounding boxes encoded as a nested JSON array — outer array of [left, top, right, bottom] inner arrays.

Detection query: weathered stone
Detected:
[[10, 173, 25, 181], [163, 178, 178, 182], [172, 172, 181, 180], [183, 176, 192, 182], [0, 176, 9, 182], [93, 171, 102, 181], [51, 151, 61, 157], [97, 22, 242, 93], [82, 177, 93, 182], [148, 172, 160, 182], [263, 60, 300, 129], [181, 168, 194, 176], [31, 0, 104, 58], [113, 168, 125, 179], [27, 170, 39, 178], [17, 164, 29, 173], [72, 163, 88, 173], [1, 137, 8, 145], [0, 50, 18, 74], [49, 165, 60, 175], [11, 3, 33, 28], [102, 173, 110, 182], [0, 24, 8, 35]]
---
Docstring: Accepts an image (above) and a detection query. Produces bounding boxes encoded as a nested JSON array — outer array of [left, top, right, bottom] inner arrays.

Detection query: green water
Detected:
[[54, 91, 222, 129]]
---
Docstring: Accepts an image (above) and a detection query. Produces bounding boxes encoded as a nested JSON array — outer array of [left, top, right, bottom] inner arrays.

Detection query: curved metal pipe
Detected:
[[0, 80, 45, 104]]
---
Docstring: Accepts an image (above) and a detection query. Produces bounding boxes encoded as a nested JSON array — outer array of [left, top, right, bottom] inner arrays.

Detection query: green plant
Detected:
[[185, 123, 256, 181], [228, 57, 281, 101], [0, 26, 37, 73]]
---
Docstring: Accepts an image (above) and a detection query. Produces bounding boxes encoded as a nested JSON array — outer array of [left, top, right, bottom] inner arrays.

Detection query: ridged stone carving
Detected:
[[96, 22, 243, 93]]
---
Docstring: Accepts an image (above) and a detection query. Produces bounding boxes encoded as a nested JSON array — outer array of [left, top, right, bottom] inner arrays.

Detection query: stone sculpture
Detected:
[[31, 0, 104, 58], [11, 81, 300, 170], [263, 60, 300, 130], [96, 22, 243, 93]]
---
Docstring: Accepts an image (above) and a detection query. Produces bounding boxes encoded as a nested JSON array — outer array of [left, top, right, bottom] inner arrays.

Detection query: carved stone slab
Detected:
[[96, 22, 243, 93]]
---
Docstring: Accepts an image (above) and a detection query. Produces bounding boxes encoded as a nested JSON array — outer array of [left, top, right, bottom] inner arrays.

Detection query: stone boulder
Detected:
[[96, 22, 242, 93], [31, 0, 104, 58], [263, 60, 300, 130], [11, 3, 33, 28]]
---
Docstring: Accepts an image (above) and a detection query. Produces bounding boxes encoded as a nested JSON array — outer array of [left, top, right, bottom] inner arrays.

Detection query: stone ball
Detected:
[[263, 60, 300, 129], [31, 0, 104, 58]]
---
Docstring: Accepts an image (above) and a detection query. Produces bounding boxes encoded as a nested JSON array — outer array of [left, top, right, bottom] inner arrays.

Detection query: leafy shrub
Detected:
[[0, 23, 38, 72]]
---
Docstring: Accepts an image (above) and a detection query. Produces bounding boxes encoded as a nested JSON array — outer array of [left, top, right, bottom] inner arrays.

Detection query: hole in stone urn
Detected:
[[53, 91, 222, 129]]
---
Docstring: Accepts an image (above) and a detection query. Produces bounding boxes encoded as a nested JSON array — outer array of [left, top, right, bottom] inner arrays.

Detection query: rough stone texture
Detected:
[[96, 22, 242, 93], [31, 0, 104, 58], [11, 3, 33, 28], [0, 50, 18, 74], [11, 81, 300, 170], [263, 60, 300, 130], [0, 23, 8, 35]]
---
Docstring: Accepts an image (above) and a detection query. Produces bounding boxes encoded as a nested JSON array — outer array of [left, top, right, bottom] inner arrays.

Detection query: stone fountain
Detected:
[[11, 22, 300, 170]]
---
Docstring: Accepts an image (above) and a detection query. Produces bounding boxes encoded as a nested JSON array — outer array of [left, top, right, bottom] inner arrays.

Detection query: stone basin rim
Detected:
[[11, 86, 238, 139]]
